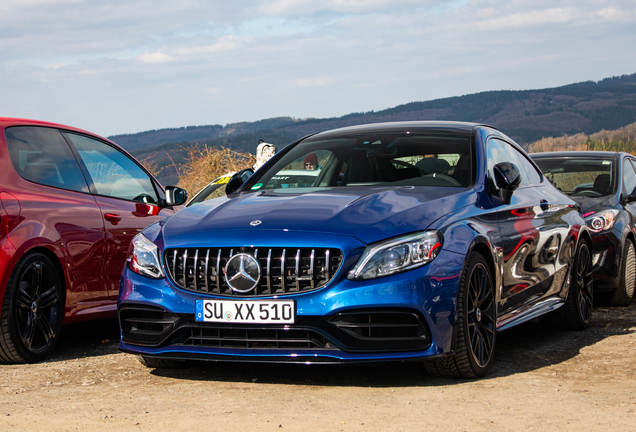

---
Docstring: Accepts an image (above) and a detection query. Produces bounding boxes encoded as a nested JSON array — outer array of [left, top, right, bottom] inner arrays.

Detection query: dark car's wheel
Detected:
[[0, 253, 64, 364], [609, 240, 636, 307], [425, 252, 496, 378], [540, 240, 593, 330]]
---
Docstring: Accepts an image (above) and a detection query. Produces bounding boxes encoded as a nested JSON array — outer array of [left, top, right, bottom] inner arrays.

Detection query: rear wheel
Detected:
[[540, 240, 593, 330], [425, 252, 496, 378], [0, 253, 64, 364], [609, 240, 635, 307]]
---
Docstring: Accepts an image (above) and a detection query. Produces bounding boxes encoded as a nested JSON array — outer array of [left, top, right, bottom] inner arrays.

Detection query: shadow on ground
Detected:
[[40, 300, 635, 386], [44, 318, 121, 363], [146, 302, 635, 387]]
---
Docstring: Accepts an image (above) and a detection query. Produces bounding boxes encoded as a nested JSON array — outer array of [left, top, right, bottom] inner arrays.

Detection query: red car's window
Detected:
[[65, 133, 159, 204], [5, 126, 89, 192]]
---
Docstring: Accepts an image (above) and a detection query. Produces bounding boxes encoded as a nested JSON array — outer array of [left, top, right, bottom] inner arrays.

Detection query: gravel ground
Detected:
[[1, 299, 635, 432]]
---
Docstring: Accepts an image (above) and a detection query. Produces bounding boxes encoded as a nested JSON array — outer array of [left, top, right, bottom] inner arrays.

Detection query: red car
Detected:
[[0, 117, 184, 363]]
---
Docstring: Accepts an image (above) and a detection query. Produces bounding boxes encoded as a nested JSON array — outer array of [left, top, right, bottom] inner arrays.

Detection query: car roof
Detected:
[[0, 116, 103, 138], [531, 151, 622, 160], [309, 121, 495, 139]]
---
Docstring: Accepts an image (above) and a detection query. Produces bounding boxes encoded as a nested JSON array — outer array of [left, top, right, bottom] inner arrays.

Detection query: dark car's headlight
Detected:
[[585, 209, 619, 233], [347, 231, 443, 280], [128, 233, 165, 279]]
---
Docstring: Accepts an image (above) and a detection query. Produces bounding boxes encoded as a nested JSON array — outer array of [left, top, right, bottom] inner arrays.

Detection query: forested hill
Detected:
[[112, 72, 636, 185]]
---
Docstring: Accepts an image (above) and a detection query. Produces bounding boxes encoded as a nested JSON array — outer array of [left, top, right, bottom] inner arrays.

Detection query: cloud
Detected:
[[0, 0, 635, 136], [136, 51, 175, 64]]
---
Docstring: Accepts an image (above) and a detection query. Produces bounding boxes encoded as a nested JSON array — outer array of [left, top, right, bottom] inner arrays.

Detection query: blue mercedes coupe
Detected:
[[118, 122, 593, 378]]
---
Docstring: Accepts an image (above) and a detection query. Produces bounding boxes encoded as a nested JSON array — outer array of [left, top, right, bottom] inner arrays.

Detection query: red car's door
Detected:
[[63, 132, 178, 300], [2, 126, 111, 316], [93, 196, 176, 300]]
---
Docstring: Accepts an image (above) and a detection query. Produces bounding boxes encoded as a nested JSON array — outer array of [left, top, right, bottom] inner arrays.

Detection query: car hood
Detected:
[[161, 186, 474, 245], [569, 195, 618, 215]]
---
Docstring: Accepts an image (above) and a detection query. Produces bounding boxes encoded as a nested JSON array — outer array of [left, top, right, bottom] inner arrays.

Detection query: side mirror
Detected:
[[225, 168, 254, 195], [493, 162, 521, 204], [165, 186, 189, 206]]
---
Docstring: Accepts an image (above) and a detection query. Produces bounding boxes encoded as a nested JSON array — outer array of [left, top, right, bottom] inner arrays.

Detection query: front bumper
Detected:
[[118, 248, 465, 363]]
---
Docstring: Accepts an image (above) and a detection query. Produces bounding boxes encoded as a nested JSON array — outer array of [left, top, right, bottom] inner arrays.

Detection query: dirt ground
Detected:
[[1, 299, 635, 432]]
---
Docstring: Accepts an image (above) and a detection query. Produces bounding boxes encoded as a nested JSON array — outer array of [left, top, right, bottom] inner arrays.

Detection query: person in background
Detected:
[[254, 140, 277, 171], [304, 153, 319, 170]]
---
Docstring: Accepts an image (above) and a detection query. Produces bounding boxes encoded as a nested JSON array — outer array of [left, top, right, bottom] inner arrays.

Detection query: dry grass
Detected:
[[528, 121, 636, 154], [176, 145, 255, 196]]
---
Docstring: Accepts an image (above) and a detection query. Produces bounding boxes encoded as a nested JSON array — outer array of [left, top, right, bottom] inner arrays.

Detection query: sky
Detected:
[[1, 0, 635, 137]]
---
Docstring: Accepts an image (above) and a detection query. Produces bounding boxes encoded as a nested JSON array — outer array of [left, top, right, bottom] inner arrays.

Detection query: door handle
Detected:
[[540, 200, 550, 211], [104, 213, 122, 225]]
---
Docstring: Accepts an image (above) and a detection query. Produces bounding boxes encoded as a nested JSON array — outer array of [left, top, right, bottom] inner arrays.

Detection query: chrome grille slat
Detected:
[[182, 250, 188, 287], [295, 249, 300, 291], [266, 249, 272, 294], [281, 249, 286, 293], [204, 250, 210, 292], [216, 249, 221, 293], [310, 249, 315, 288], [193, 249, 199, 289], [165, 247, 343, 297]]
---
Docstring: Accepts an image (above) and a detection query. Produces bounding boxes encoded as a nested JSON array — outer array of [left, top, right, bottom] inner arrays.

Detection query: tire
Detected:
[[425, 252, 496, 378], [540, 240, 593, 330], [139, 356, 188, 369], [0, 253, 64, 364], [609, 240, 636, 307]]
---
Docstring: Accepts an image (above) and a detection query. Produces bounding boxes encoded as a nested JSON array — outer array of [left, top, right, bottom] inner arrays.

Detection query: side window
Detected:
[[65, 133, 158, 204], [487, 138, 541, 187], [5, 126, 89, 192], [624, 159, 636, 196]]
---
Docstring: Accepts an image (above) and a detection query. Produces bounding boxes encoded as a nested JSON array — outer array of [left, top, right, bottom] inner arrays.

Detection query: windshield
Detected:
[[250, 133, 472, 191], [187, 175, 232, 206], [533, 157, 615, 197]]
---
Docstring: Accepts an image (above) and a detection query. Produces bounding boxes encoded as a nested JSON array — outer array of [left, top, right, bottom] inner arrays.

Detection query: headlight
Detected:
[[347, 231, 443, 280], [128, 233, 165, 279], [585, 209, 619, 233]]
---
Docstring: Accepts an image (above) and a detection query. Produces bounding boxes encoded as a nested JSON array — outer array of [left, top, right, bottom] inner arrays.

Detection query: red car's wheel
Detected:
[[0, 253, 64, 364]]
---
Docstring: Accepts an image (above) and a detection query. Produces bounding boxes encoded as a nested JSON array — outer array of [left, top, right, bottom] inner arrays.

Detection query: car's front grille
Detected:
[[164, 247, 343, 296], [181, 326, 329, 349]]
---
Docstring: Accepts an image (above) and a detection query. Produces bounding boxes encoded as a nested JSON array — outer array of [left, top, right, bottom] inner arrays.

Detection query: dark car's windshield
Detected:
[[250, 133, 472, 191], [533, 157, 615, 197]]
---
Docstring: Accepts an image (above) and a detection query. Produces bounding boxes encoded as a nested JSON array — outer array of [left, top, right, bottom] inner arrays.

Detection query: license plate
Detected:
[[195, 299, 295, 324]]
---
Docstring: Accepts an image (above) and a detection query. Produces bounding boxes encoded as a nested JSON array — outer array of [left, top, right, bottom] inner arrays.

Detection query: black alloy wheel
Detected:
[[465, 260, 496, 369], [540, 240, 593, 330], [575, 242, 594, 326], [425, 252, 496, 378], [0, 253, 64, 364]]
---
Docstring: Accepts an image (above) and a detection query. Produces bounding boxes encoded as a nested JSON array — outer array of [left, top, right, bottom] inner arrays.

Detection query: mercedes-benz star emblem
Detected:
[[224, 253, 261, 293], [250, 220, 262, 226]]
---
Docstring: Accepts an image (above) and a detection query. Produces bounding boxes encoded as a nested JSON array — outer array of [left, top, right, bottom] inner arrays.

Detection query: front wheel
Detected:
[[425, 252, 496, 378], [0, 253, 64, 364], [609, 240, 635, 307]]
